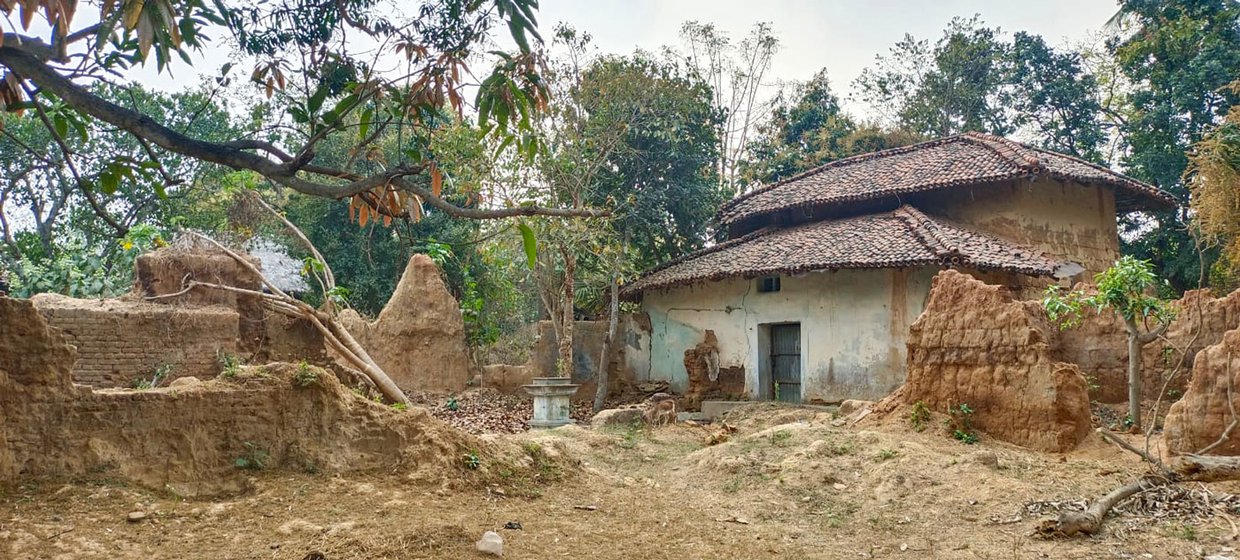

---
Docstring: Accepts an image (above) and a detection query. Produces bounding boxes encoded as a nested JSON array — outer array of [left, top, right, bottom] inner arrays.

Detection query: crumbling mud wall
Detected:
[[882, 270, 1092, 452], [31, 294, 238, 387], [339, 255, 472, 392], [135, 246, 266, 353], [0, 296, 477, 496], [481, 318, 638, 397], [681, 330, 745, 410], [1054, 288, 1240, 404], [1163, 326, 1240, 455]]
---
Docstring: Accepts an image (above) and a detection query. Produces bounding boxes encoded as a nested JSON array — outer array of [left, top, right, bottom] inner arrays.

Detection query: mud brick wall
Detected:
[[1164, 326, 1240, 455], [0, 296, 474, 496], [30, 294, 238, 387], [1051, 288, 1240, 404], [891, 270, 1092, 452]]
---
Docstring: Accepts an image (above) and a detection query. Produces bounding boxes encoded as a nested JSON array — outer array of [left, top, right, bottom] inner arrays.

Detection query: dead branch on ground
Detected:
[[1039, 348, 1240, 538]]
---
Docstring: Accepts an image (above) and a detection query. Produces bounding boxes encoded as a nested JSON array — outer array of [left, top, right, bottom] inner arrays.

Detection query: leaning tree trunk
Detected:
[[593, 276, 619, 413], [557, 248, 576, 378]]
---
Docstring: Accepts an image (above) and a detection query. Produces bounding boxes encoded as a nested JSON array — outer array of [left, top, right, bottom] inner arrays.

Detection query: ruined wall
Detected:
[[340, 255, 472, 392], [481, 317, 640, 397], [889, 270, 1092, 452], [1052, 288, 1240, 404], [30, 294, 238, 387], [680, 330, 745, 409], [135, 247, 266, 353], [0, 296, 476, 495], [913, 178, 1120, 278], [1163, 326, 1240, 455], [640, 266, 938, 402]]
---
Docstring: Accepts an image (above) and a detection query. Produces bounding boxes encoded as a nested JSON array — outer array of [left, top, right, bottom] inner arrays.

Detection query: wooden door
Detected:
[[770, 323, 801, 403]]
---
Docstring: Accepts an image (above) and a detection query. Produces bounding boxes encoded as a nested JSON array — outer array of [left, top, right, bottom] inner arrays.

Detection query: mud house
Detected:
[[620, 132, 1175, 404]]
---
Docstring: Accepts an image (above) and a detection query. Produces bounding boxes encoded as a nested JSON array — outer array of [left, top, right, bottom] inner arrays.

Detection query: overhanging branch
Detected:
[[0, 44, 609, 221]]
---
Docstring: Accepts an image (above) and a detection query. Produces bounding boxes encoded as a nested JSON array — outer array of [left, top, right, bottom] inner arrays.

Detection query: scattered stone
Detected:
[[126, 511, 147, 523], [475, 531, 503, 556], [833, 483, 848, 491], [837, 400, 874, 417], [169, 376, 202, 388]]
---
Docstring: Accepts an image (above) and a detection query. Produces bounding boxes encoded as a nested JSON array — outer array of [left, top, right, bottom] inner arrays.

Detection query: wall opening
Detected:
[[758, 322, 801, 402]]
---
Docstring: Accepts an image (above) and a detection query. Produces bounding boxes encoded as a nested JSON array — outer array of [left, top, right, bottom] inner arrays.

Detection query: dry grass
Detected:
[[4, 405, 1240, 559]]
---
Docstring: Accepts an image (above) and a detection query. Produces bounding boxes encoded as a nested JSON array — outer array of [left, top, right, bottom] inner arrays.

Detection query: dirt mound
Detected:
[[1164, 327, 1240, 455], [873, 270, 1092, 452], [339, 255, 471, 392]]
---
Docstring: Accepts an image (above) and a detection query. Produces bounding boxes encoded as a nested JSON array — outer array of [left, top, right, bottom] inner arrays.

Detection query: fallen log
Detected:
[[1174, 454, 1240, 482], [1036, 475, 1164, 537]]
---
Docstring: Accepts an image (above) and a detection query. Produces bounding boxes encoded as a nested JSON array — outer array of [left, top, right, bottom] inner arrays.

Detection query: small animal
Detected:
[[643, 394, 677, 427]]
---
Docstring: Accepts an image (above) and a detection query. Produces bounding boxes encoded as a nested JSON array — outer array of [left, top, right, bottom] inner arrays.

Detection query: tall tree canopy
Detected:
[[853, 16, 1106, 159], [1111, 0, 1240, 292], [742, 69, 924, 185], [577, 54, 723, 269]]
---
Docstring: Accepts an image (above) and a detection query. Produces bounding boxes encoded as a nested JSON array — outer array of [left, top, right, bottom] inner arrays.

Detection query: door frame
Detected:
[[757, 321, 802, 402]]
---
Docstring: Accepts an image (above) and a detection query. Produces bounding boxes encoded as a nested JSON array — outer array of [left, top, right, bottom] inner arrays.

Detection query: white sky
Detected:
[[539, 0, 1120, 116], [97, 0, 1122, 119]]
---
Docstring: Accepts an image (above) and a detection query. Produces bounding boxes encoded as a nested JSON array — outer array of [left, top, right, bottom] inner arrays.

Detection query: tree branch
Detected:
[[0, 45, 607, 220]]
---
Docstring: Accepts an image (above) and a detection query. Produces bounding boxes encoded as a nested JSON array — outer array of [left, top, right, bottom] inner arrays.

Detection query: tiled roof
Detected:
[[718, 132, 1177, 227], [621, 205, 1066, 298]]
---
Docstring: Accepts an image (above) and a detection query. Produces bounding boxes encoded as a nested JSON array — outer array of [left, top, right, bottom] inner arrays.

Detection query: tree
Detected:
[[0, 0, 600, 228], [1043, 256, 1176, 429], [853, 17, 1106, 160], [679, 21, 778, 196], [579, 55, 723, 269], [855, 17, 1009, 137], [1187, 81, 1240, 289], [0, 84, 236, 296], [1109, 0, 1240, 292], [742, 68, 925, 185]]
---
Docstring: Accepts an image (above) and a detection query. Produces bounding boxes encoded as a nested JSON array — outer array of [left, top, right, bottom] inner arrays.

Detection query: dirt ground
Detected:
[[4, 403, 1240, 560]]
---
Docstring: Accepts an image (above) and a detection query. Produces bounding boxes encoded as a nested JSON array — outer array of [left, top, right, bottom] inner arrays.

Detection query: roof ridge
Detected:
[[717, 135, 955, 215], [893, 205, 958, 258], [959, 131, 1044, 173]]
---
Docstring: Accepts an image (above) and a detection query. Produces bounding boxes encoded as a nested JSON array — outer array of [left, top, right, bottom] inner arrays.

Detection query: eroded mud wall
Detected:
[[0, 297, 475, 495], [891, 270, 1092, 452], [31, 294, 239, 387]]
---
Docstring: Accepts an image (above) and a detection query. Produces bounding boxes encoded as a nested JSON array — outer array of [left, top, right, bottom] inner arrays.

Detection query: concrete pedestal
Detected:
[[523, 377, 579, 429]]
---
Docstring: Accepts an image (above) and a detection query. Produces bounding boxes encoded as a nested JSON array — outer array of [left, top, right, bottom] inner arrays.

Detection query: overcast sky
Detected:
[[540, 0, 1121, 116]]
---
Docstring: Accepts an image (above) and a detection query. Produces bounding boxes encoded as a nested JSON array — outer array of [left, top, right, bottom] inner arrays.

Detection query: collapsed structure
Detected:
[[0, 297, 476, 495], [27, 245, 469, 393]]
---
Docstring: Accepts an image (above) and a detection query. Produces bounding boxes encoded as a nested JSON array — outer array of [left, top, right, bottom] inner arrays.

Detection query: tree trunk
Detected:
[[594, 276, 619, 413], [1127, 327, 1143, 429], [557, 249, 576, 378], [1036, 475, 1160, 537]]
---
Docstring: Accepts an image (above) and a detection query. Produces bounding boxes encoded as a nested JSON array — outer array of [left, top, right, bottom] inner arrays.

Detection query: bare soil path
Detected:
[[3, 404, 1239, 559]]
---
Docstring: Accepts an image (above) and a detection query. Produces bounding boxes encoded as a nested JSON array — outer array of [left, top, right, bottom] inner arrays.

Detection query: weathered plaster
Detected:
[[913, 178, 1121, 277], [638, 267, 937, 402]]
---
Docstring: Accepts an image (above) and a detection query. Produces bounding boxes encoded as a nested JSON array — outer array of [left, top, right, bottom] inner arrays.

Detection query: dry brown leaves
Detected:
[[406, 388, 610, 434], [1023, 483, 1240, 535]]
